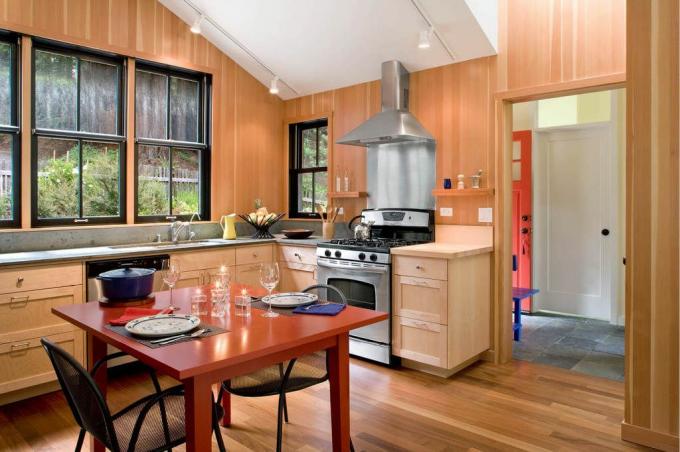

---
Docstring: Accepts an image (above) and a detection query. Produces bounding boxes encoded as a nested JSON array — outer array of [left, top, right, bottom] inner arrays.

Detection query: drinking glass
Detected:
[[259, 262, 280, 318], [161, 259, 181, 311]]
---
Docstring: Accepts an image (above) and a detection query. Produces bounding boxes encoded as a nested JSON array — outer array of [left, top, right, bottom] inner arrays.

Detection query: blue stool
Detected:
[[512, 287, 539, 341]]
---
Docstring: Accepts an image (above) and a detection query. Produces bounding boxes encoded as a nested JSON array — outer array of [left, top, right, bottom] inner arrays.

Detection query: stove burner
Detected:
[[328, 238, 423, 250]]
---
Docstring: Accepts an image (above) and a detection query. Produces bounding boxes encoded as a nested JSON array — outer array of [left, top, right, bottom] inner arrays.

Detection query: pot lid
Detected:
[[99, 267, 155, 279]]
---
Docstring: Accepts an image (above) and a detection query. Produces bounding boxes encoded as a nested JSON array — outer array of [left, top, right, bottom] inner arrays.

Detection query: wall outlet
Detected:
[[439, 207, 453, 217], [478, 207, 493, 223], [337, 207, 344, 215]]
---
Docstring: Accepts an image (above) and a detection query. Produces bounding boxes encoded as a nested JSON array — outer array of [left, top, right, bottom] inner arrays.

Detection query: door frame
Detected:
[[493, 73, 626, 364]]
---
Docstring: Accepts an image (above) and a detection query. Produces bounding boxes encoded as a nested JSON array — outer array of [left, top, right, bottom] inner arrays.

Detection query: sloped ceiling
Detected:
[[160, 0, 497, 99]]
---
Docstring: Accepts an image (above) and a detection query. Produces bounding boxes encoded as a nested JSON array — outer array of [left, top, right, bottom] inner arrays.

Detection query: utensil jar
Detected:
[[322, 222, 335, 240]]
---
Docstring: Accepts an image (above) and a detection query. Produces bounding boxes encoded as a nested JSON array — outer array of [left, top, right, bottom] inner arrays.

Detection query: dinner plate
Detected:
[[125, 314, 200, 338], [262, 292, 318, 308]]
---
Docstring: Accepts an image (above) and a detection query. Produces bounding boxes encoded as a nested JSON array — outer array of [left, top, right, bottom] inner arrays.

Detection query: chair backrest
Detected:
[[41, 338, 119, 451], [302, 284, 348, 305]]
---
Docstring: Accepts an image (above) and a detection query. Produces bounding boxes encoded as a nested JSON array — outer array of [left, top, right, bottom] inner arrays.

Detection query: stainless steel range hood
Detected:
[[336, 61, 434, 146]]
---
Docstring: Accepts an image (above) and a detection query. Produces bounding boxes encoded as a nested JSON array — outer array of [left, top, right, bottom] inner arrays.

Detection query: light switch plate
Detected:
[[478, 207, 493, 223], [439, 207, 453, 217]]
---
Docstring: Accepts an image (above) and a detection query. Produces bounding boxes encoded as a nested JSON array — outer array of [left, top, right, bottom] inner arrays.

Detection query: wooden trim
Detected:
[[20, 36, 31, 229], [432, 188, 494, 197], [328, 191, 367, 199], [495, 73, 626, 102], [621, 422, 679, 452], [125, 58, 136, 224]]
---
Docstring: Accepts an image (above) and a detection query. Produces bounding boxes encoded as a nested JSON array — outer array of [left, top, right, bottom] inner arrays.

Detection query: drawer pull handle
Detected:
[[10, 342, 30, 351], [10, 295, 29, 307], [415, 265, 423, 270], [16, 276, 24, 286], [252, 253, 258, 258], [294, 253, 301, 260]]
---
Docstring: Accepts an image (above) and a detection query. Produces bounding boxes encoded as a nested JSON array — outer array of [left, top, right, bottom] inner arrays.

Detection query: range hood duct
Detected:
[[336, 61, 435, 147]]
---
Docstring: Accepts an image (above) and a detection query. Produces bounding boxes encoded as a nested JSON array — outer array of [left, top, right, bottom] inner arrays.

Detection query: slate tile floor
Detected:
[[512, 314, 625, 381]]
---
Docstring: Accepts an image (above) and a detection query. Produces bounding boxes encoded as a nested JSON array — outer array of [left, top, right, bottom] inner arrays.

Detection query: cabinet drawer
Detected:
[[0, 263, 83, 295], [174, 268, 227, 290], [393, 276, 448, 324], [236, 245, 273, 265], [0, 331, 83, 395], [278, 245, 316, 265], [173, 249, 235, 272], [392, 316, 447, 368], [279, 262, 316, 292], [393, 256, 447, 280], [0, 286, 83, 343]]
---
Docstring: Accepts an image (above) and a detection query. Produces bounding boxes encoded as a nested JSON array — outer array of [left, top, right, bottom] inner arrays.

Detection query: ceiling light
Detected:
[[269, 76, 279, 94], [418, 28, 432, 49], [190, 15, 203, 34]]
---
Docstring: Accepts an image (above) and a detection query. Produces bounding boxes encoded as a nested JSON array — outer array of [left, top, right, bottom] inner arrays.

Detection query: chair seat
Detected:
[[113, 392, 186, 452]]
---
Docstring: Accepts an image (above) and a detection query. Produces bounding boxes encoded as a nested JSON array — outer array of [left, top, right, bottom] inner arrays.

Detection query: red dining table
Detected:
[[52, 283, 387, 452]]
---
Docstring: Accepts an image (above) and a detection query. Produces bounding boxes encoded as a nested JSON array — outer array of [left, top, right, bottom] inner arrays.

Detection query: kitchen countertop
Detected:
[[390, 242, 493, 259], [0, 235, 324, 267]]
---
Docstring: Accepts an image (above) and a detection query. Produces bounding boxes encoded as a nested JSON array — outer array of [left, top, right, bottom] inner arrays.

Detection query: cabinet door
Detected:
[[235, 264, 264, 288], [279, 262, 316, 292], [392, 316, 447, 367], [172, 249, 235, 272], [392, 275, 448, 324], [174, 269, 217, 289]]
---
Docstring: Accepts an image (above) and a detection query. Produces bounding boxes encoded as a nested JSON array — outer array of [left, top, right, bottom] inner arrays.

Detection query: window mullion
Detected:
[[78, 139, 83, 219], [76, 57, 81, 133], [168, 146, 173, 216]]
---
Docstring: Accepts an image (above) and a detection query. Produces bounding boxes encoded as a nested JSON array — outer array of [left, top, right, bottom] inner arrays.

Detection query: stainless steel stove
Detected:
[[315, 208, 434, 364]]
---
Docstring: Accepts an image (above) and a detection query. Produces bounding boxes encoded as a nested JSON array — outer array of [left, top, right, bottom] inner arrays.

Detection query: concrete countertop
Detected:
[[0, 235, 323, 267], [390, 242, 493, 259]]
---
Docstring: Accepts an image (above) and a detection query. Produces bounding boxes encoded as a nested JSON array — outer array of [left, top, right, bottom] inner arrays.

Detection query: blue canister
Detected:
[[443, 178, 452, 189]]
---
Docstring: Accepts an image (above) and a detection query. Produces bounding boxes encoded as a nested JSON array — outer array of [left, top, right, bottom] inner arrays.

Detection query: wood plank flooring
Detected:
[[0, 359, 650, 451]]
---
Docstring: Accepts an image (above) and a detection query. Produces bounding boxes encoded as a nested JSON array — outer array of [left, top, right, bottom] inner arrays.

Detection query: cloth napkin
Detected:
[[109, 307, 172, 326], [293, 303, 346, 316]]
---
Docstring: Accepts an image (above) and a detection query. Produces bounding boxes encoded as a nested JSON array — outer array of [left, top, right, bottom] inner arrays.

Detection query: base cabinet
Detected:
[[278, 245, 317, 292]]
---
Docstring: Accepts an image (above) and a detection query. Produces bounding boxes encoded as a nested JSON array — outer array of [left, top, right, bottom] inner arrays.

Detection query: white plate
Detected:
[[125, 314, 200, 338], [262, 292, 318, 308]]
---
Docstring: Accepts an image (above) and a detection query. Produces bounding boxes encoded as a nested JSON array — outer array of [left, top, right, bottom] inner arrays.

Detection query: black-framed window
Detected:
[[288, 119, 328, 218], [31, 42, 126, 226], [134, 63, 210, 222], [0, 33, 20, 228]]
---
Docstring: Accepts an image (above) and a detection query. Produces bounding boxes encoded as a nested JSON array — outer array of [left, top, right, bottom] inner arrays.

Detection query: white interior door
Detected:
[[533, 125, 614, 320]]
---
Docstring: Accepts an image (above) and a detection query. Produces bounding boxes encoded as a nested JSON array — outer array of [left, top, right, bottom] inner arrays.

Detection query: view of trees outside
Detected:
[[0, 42, 13, 220], [297, 125, 328, 213], [36, 137, 120, 218]]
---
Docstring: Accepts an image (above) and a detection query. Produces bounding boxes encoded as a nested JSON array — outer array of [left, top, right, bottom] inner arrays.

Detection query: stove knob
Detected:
[[358, 253, 366, 260], [324, 249, 332, 257], [369, 254, 378, 262], [334, 250, 342, 258]]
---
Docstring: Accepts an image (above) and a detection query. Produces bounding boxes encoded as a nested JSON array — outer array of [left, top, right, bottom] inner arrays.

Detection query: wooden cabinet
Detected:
[[235, 263, 264, 287], [172, 248, 235, 272], [277, 245, 317, 292], [391, 252, 490, 374], [278, 245, 317, 266], [235, 244, 273, 265], [0, 263, 82, 294]]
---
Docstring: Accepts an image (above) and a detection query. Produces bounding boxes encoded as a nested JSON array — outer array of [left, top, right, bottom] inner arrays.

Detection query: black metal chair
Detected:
[[41, 338, 227, 452], [217, 284, 352, 452]]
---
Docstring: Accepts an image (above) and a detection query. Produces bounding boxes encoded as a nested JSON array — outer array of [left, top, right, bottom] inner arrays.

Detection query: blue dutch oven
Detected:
[[97, 266, 155, 300]]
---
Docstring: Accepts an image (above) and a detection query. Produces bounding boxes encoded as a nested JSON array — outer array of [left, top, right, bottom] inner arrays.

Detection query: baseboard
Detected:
[[0, 381, 61, 406], [401, 353, 483, 378], [621, 422, 679, 451]]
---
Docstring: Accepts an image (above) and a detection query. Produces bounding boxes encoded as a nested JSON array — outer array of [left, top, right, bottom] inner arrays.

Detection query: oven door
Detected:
[[316, 258, 390, 344]]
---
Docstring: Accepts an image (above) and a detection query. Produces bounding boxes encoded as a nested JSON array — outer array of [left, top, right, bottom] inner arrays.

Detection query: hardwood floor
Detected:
[[0, 359, 649, 451]]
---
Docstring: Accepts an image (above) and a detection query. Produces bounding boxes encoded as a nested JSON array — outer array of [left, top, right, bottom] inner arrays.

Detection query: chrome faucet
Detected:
[[188, 213, 201, 241], [169, 220, 188, 243]]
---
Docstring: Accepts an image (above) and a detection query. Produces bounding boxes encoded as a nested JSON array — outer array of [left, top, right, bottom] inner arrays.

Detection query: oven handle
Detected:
[[317, 259, 390, 274]]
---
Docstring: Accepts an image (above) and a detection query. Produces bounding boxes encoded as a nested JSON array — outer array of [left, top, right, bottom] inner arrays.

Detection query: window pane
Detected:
[[512, 161, 521, 181], [137, 145, 170, 216], [297, 173, 313, 213], [37, 137, 79, 218], [301, 128, 316, 168], [318, 126, 328, 167], [80, 59, 118, 135], [172, 148, 199, 215], [314, 171, 327, 211], [169, 77, 199, 142], [82, 141, 119, 217], [136, 70, 168, 139], [0, 134, 12, 219], [0, 43, 12, 126], [35, 50, 77, 131]]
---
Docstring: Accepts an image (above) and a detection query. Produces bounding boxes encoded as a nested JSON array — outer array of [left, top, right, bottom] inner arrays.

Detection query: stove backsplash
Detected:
[[366, 141, 435, 210]]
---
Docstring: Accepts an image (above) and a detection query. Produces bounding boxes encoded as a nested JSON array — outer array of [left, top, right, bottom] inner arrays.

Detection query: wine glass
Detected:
[[259, 262, 280, 318], [161, 259, 181, 311]]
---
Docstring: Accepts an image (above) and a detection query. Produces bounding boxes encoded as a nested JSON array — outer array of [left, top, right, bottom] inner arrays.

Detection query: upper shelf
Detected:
[[432, 188, 494, 197], [328, 191, 368, 199]]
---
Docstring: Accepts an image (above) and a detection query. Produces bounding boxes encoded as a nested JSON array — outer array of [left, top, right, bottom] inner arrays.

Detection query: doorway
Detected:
[[510, 89, 625, 381]]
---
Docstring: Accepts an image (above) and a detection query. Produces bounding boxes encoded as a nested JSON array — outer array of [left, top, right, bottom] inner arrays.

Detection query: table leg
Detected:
[[87, 333, 107, 452], [184, 375, 214, 452], [220, 388, 231, 427], [327, 332, 350, 452]]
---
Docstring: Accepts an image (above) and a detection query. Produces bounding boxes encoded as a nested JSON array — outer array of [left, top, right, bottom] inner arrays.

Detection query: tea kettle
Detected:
[[348, 215, 374, 240]]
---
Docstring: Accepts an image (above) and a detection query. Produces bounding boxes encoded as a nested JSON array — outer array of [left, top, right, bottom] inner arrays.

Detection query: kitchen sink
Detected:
[[108, 240, 215, 250]]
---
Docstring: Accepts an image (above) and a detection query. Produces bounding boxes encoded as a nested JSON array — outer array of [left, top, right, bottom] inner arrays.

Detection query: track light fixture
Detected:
[[269, 76, 280, 94], [190, 15, 203, 34], [418, 28, 432, 49]]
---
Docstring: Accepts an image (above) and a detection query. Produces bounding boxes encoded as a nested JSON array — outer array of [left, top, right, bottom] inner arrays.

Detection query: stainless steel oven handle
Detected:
[[317, 259, 390, 274]]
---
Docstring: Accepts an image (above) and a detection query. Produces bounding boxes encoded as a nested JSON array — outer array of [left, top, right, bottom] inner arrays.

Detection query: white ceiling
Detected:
[[160, 0, 497, 100]]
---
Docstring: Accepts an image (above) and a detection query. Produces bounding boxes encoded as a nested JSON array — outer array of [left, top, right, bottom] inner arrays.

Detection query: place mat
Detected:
[[105, 323, 228, 348]]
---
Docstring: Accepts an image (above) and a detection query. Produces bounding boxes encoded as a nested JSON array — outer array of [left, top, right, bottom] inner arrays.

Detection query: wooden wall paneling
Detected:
[[623, 0, 679, 449]]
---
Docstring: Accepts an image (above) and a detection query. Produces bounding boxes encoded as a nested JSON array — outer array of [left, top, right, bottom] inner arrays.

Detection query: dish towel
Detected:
[[109, 307, 172, 326], [293, 303, 346, 316]]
